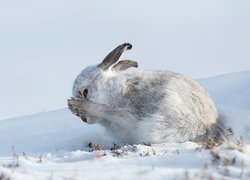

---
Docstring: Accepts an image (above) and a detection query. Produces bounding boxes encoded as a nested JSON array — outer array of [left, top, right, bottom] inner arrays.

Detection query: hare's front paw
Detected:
[[68, 97, 87, 122]]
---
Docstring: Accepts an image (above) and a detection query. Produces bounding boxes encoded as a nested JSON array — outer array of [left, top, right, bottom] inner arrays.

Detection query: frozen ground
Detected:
[[0, 71, 250, 179]]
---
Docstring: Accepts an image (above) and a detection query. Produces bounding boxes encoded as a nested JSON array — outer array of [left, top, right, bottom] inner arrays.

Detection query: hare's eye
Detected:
[[83, 89, 88, 98]]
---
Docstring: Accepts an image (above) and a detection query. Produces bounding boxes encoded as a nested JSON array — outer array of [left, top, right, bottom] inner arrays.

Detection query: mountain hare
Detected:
[[68, 43, 223, 145]]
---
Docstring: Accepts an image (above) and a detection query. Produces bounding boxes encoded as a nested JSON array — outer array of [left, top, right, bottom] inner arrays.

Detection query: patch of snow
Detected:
[[0, 109, 116, 156], [199, 71, 250, 109]]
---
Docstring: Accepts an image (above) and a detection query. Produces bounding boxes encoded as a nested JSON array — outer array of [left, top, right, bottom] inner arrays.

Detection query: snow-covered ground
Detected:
[[0, 71, 250, 179]]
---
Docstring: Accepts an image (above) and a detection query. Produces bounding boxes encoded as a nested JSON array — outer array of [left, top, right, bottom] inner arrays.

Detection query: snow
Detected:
[[1, 71, 250, 179], [199, 71, 250, 109]]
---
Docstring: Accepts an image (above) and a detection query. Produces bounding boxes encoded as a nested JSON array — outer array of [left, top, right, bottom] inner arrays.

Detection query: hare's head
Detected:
[[72, 43, 138, 98]]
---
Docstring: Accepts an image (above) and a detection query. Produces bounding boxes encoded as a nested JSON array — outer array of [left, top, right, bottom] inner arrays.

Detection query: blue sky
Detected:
[[0, 0, 250, 119]]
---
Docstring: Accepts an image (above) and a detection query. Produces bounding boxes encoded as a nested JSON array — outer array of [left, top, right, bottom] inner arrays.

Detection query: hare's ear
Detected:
[[98, 43, 132, 70], [112, 60, 138, 72]]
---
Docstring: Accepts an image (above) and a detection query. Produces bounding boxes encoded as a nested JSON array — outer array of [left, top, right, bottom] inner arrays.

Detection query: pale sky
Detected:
[[0, 0, 250, 119]]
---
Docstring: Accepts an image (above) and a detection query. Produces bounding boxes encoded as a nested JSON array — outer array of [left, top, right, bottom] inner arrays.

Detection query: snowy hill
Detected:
[[0, 71, 250, 179], [199, 71, 250, 109], [0, 110, 115, 157]]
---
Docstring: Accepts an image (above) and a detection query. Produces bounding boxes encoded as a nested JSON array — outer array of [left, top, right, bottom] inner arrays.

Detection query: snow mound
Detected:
[[199, 71, 250, 109], [0, 109, 115, 156]]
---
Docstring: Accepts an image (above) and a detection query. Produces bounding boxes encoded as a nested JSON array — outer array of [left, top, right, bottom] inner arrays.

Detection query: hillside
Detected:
[[199, 71, 250, 109]]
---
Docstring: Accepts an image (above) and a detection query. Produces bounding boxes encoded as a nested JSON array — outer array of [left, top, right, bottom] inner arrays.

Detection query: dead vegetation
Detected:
[[200, 126, 247, 154], [201, 127, 234, 149], [111, 145, 138, 157], [210, 149, 236, 166], [3, 146, 19, 168], [139, 147, 156, 157], [209, 148, 245, 178], [87, 142, 104, 151], [205, 127, 247, 178], [175, 168, 217, 180], [37, 154, 43, 164], [85, 142, 158, 158], [177, 126, 248, 179], [0, 173, 10, 180]]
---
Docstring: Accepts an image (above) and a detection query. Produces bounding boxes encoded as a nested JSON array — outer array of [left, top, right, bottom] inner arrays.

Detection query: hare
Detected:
[[68, 43, 224, 145]]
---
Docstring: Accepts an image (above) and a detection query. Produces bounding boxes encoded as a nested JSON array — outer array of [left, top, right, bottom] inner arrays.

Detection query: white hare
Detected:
[[68, 43, 224, 145]]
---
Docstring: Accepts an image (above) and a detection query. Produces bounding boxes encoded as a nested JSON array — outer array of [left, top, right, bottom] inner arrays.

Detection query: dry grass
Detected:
[[0, 173, 10, 180]]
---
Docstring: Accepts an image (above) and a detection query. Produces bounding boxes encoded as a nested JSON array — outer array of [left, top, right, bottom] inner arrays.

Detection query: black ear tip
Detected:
[[124, 43, 132, 50]]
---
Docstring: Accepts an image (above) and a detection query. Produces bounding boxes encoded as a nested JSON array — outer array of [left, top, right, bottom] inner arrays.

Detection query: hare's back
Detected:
[[121, 71, 217, 123]]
